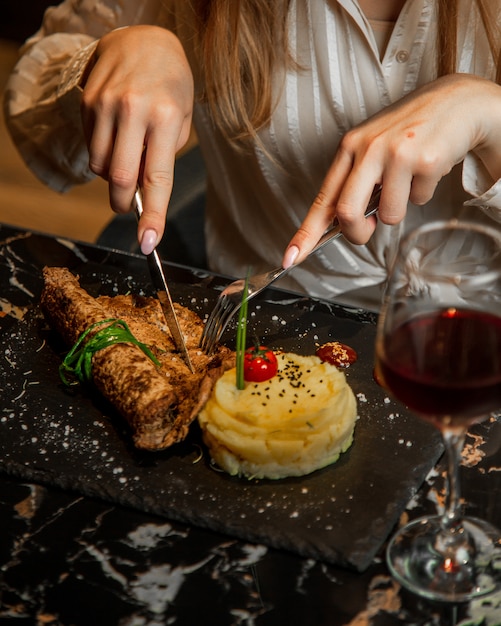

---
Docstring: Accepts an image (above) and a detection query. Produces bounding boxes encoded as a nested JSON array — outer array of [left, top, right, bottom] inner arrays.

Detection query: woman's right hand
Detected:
[[80, 25, 194, 254]]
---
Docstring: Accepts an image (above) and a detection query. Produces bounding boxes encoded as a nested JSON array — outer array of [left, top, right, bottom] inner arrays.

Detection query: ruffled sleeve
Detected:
[[5, 34, 99, 191]]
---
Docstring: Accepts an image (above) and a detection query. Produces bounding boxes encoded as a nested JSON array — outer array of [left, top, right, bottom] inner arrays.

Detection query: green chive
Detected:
[[59, 318, 160, 386], [235, 274, 250, 390]]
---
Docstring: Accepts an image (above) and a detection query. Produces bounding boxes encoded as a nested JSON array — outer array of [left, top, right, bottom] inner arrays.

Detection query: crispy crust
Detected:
[[40, 266, 235, 450]]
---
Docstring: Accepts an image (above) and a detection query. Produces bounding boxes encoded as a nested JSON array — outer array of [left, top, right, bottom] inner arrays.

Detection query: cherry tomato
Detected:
[[244, 345, 278, 382]]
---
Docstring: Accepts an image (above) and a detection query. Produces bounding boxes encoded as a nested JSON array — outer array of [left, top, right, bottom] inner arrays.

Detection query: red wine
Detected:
[[376, 308, 501, 428]]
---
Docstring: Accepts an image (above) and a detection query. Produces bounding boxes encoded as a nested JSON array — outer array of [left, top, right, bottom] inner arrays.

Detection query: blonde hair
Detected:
[[437, 0, 501, 79], [188, 0, 501, 143]]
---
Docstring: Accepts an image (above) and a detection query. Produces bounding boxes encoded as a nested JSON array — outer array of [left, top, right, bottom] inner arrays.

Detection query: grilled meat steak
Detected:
[[41, 267, 235, 450]]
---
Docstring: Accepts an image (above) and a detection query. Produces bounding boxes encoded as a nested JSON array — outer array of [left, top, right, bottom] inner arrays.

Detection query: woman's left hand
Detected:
[[282, 73, 501, 268]]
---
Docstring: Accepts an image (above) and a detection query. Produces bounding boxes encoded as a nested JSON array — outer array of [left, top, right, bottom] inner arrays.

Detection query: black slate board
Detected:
[[0, 226, 444, 571]]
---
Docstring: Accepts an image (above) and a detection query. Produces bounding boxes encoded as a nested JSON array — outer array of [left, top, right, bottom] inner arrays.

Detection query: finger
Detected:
[[314, 155, 381, 246], [85, 110, 115, 181], [409, 173, 442, 206], [332, 179, 380, 245], [81, 64, 117, 177], [136, 128, 178, 255], [282, 151, 353, 268], [373, 170, 412, 226], [282, 192, 339, 268], [106, 110, 146, 214]]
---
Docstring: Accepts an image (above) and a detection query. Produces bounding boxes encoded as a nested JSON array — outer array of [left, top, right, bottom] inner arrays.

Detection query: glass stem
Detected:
[[440, 427, 466, 533]]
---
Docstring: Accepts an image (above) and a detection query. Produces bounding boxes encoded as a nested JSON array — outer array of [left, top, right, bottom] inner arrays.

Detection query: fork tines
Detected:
[[199, 294, 233, 354]]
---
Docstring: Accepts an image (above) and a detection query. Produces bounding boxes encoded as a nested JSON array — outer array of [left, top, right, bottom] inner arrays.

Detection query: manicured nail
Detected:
[[140, 229, 158, 256], [283, 245, 299, 269]]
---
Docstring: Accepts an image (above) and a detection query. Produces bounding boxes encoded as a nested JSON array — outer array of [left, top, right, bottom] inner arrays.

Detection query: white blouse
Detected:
[[4, 0, 501, 310]]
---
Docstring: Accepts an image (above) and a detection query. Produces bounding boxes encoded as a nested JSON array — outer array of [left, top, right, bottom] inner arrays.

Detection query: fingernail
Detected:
[[283, 245, 299, 269], [140, 229, 158, 256]]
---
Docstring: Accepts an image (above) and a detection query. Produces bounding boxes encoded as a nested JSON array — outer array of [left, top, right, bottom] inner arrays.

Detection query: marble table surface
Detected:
[[1, 223, 500, 626]]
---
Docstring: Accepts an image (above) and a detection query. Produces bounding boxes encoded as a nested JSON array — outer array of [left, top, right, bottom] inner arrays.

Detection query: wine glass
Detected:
[[375, 219, 501, 602]]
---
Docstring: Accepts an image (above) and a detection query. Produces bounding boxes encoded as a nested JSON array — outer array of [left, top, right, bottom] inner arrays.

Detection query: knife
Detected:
[[133, 188, 195, 373]]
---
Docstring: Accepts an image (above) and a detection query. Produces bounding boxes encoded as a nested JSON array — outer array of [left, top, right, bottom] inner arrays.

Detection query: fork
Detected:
[[199, 187, 382, 353]]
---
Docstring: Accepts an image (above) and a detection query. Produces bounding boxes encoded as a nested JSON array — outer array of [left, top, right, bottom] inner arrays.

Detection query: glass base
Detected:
[[386, 515, 501, 603]]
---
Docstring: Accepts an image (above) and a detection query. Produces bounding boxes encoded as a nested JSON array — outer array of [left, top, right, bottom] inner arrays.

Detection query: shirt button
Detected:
[[396, 50, 409, 63]]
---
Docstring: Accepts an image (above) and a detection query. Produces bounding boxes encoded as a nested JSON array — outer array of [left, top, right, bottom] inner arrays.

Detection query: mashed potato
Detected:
[[198, 352, 357, 479]]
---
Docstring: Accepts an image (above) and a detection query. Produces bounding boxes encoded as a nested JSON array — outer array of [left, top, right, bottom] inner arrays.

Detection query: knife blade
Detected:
[[133, 188, 195, 373]]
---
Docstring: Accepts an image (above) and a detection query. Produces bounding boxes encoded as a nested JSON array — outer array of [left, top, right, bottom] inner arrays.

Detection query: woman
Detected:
[[4, 0, 501, 309]]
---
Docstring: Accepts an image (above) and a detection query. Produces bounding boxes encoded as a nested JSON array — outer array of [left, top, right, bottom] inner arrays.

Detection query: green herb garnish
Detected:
[[235, 275, 250, 390], [59, 318, 160, 386]]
